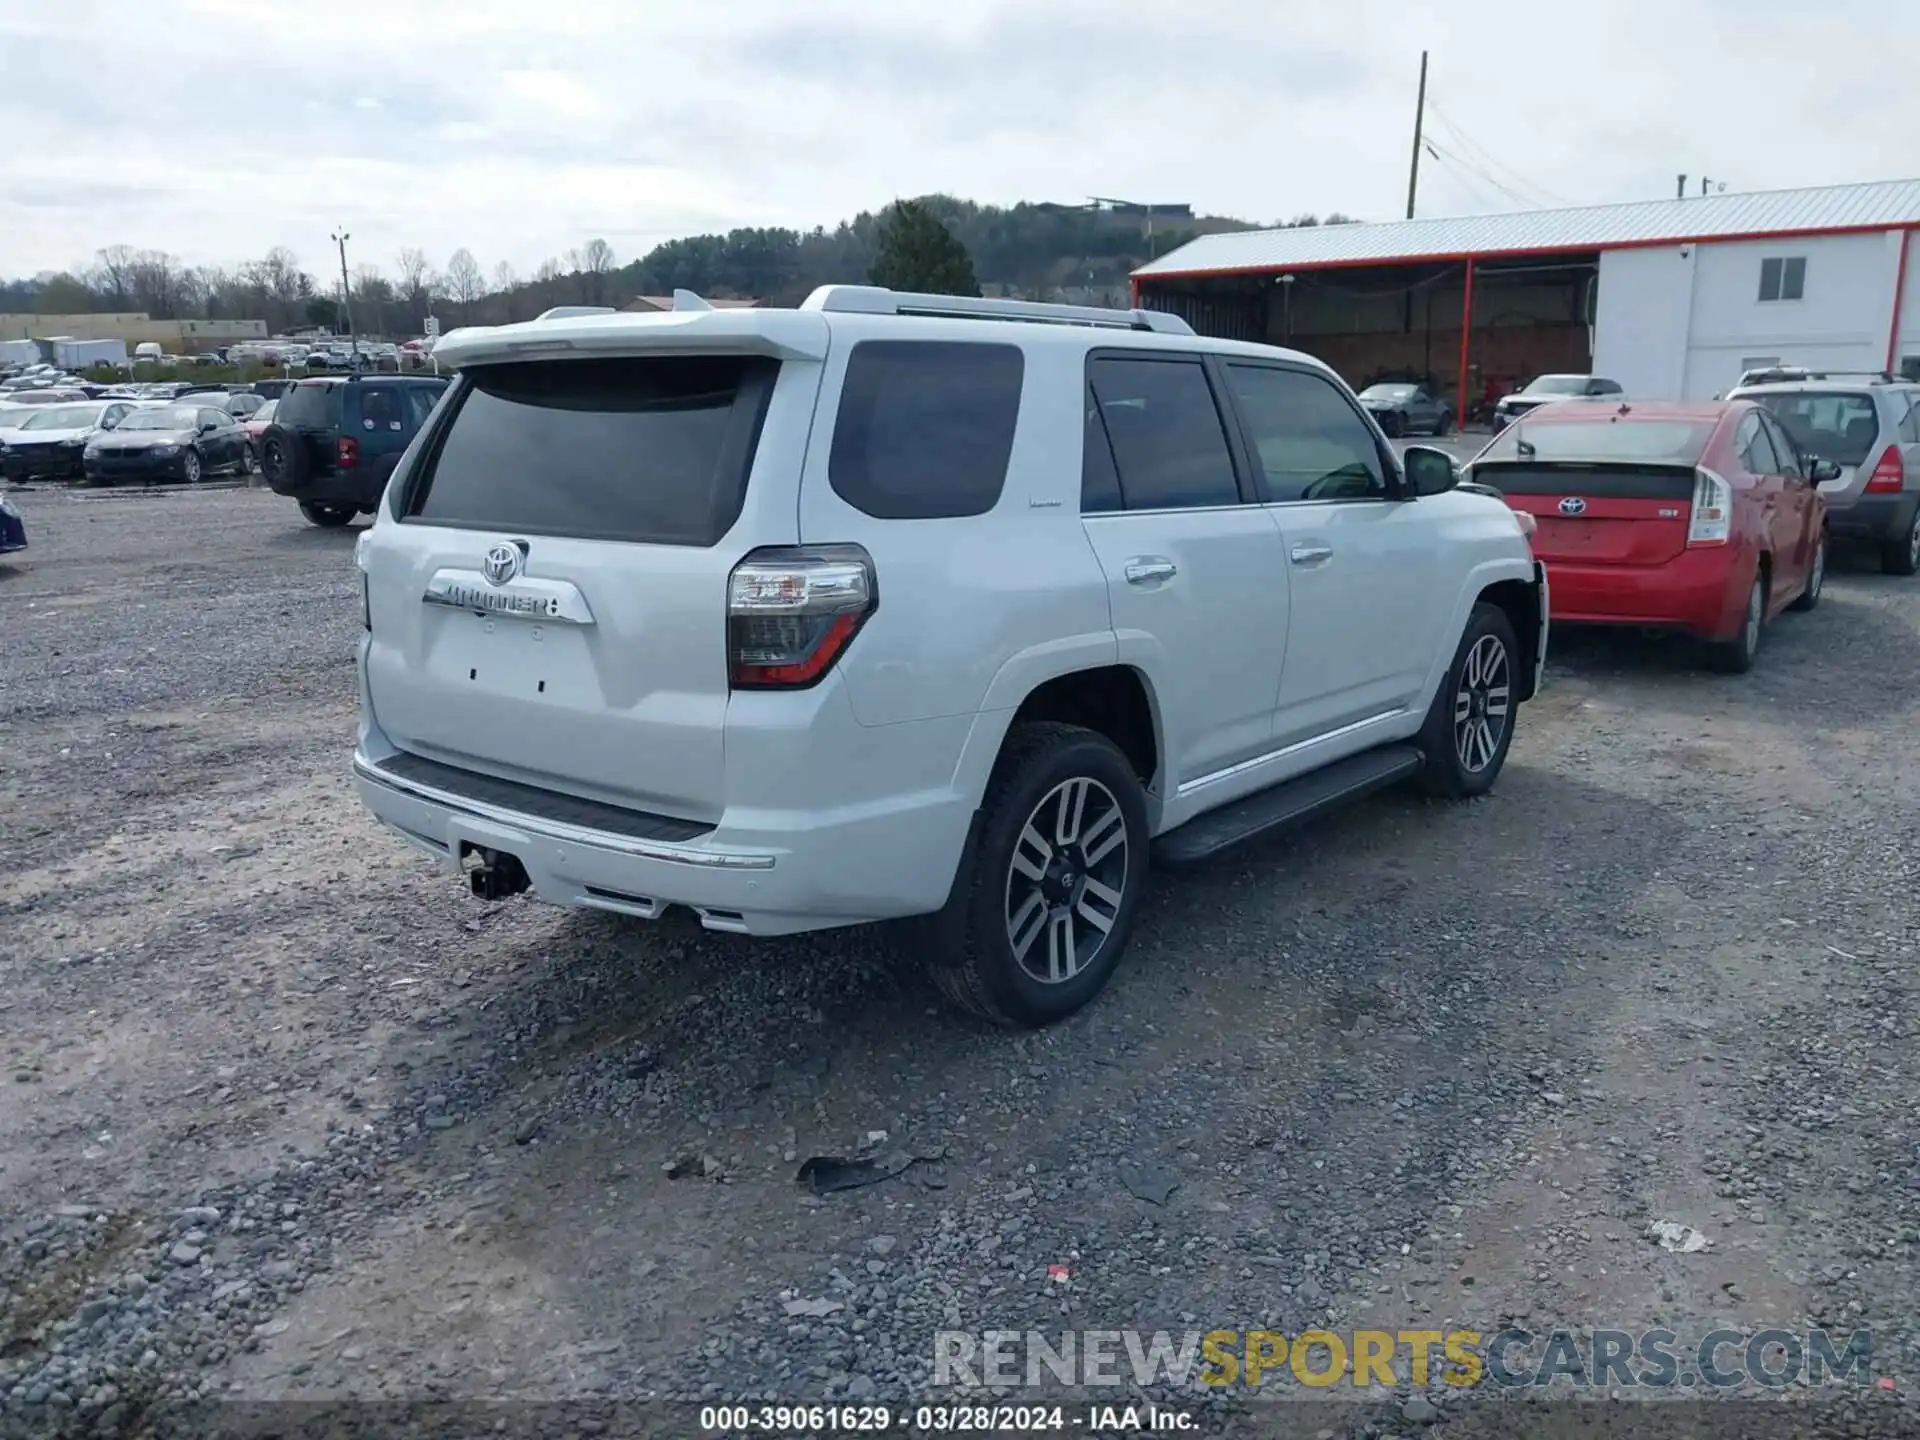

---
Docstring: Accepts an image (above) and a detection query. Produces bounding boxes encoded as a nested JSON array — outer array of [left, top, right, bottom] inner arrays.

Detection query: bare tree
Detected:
[[92, 245, 138, 309], [395, 246, 435, 329], [353, 265, 395, 337], [565, 238, 616, 304], [534, 257, 563, 308], [491, 261, 521, 322], [444, 248, 485, 319], [128, 250, 184, 318]]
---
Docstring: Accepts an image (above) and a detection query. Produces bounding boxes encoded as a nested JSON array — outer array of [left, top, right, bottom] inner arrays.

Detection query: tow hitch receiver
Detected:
[[464, 846, 531, 901]]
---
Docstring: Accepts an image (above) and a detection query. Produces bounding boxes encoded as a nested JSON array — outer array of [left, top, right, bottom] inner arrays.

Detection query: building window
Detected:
[[1758, 256, 1806, 303]]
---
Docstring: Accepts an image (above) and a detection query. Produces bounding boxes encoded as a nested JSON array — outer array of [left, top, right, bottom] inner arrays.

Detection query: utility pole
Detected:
[[1406, 50, 1428, 221], [1676, 174, 1687, 199], [330, 229, 359, 363]]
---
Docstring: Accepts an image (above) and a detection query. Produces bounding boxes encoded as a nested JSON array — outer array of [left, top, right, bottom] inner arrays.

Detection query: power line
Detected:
[[1423, 138, 1530, 212], [1423, 97, 1579, 209]]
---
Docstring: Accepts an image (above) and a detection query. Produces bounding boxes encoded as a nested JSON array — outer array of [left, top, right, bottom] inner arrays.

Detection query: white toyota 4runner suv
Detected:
[[352, 286, 1548, 1027]]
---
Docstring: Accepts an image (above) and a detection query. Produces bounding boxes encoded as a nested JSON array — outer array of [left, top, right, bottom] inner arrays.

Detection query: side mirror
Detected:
[[1403, 445, 1458, 497], [1809, 457, 1842, 484]]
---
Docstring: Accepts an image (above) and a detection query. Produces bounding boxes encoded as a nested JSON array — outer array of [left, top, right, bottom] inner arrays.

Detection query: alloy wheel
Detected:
[[1452, 634, 1511, 774], [1003, 777, 1130, 985], [182, 450, 201, 484], [1809, 538, 1825, 599], [1909, 517, 1920, 571]]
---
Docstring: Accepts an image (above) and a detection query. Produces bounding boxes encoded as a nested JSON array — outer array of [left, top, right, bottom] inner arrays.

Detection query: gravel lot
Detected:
[[2, 482, 1917, 1436]]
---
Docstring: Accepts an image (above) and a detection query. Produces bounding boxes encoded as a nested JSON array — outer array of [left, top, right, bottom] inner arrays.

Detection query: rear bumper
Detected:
[[269, 470, 381, 507], [354, 749, 975, 935], [2, 448, 86, 483], [1826, 493, 1918, 543], [1543, 547, 1749, 641]]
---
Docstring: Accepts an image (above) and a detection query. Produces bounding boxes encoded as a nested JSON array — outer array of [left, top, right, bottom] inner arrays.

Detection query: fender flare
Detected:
[[1414, 556, 1546, 713]]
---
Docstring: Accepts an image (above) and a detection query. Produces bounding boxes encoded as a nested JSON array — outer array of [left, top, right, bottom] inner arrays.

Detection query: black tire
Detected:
[[242, 442, 259, 477], [1434, 410, 1453, 437], [299, 501, 354, 528], [1705, 573, 1765, 674], [179, 448, 202, 485], [911, 722, 1148, 1029], [1789, 529, 1825, 611], [259, 424, 310, 490], [1880, 509, 1920, 577], [1381, 411, 1406, 438], [1415, 601, 1520, 799]]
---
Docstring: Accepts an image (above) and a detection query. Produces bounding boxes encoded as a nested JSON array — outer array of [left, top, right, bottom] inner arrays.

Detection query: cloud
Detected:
[[0, 0, 1915, 282]]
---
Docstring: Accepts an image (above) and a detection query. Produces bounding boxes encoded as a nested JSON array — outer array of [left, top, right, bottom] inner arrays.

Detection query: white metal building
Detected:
[[1132, 178, 1920, 411]]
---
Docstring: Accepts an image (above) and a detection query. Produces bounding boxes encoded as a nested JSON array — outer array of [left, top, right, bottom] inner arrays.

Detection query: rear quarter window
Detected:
[[828, 340, 1024, 520], [403, 355, 778, 547]]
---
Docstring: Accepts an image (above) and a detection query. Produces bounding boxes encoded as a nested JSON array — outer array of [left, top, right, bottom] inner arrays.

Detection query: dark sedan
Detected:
[[82, 404, 251, 486], [0, 487, 26, 555]]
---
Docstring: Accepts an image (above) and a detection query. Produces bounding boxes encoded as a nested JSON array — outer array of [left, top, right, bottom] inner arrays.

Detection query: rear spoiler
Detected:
[[432, 308, 829, 368]]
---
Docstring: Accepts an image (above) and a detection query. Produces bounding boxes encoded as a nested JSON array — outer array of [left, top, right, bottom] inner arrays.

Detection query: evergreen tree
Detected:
[[868, 200, 981, 296]]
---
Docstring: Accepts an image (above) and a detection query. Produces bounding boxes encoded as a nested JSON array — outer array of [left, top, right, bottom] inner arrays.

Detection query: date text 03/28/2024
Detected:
[[697, 1404, 1194, 1432]]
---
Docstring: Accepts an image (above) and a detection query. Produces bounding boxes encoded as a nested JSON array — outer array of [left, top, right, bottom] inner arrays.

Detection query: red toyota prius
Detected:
[[1463, 400, 1830, 673]]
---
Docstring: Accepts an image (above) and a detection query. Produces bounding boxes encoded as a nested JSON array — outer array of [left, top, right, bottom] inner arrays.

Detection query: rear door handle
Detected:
[[1123, 558, 1177, 584], [1290, 543, 1334, 565]]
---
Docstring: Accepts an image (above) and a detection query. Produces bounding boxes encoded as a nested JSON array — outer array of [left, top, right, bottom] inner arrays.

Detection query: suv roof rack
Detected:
[[535, 306, 618, 321], [1738, 365, 1896, 385], [798, 284, 1195, 336]]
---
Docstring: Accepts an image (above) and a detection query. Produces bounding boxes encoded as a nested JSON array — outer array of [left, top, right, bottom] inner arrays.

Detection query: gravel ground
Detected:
[[1, 484, 1917, 1438]]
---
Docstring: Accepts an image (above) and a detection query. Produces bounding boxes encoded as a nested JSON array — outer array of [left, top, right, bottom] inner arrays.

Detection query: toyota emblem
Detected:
[[1558, 497, 1588, 516], [482, 541, 525, 586]]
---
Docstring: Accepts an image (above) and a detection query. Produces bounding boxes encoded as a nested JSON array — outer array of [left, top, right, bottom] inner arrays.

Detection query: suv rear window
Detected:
[[276, 382, 341, 429], [1741, 391, 1881, 467], [404, 356, 778, 546], [829, 340, 1024, 519]]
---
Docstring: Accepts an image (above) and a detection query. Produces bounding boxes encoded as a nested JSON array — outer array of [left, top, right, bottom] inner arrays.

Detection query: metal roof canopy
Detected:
[[1133, 178, 1920, 280]]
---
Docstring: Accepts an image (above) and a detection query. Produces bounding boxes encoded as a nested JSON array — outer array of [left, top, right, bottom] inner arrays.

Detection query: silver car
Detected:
[[1492, 374, 1625, 432], [1727, 375, 1920, 575], [1355, 381, 1453, 437]]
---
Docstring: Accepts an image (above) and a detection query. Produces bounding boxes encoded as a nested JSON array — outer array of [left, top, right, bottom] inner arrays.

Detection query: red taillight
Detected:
[[727, 545, 876, 689], [1865, 445, 1904, 494], [337, 436, 360, 468]]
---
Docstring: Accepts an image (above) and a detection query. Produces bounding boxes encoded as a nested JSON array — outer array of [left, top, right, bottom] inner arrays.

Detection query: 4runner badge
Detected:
[[483, 542, 526, 586]]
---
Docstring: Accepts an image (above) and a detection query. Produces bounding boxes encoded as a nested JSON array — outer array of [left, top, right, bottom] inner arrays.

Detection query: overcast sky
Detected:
[[2, 0, 1915, 283]]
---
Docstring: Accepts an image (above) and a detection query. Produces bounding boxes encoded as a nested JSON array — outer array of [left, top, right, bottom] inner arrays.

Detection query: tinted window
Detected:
[[358, 386, 402, 432], [1900, 398, 1920, 445], [1743, 391, 1881, 467], [1477, 417, 1713, 464], [198, 409, 235, 430], [1737, 413, 1780, 474], [406, 355, 778, 546], [1225, 364, 1386, 502], [1081, 385, 1123, 513], [828, 341, 1023, 520], [1086, 356, 1239, 510], [276, 383, 340, 430]]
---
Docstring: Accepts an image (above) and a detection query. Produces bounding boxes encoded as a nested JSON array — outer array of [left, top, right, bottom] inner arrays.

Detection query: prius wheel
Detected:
[[1416, 602, 1518, 799], [1882, 512, 1920, 577], [180, 449, 202, 485], [1790, 530, 1825, 611], [1707, 575, 1765, 673], [914, 722, 1147, 1028]]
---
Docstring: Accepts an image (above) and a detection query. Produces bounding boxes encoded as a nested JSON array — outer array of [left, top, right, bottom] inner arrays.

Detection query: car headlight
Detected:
[[152, 445, 179, 456], [0, 495, 17, 517], [59, 436, 84, 448], [83, 446, 101, 459]]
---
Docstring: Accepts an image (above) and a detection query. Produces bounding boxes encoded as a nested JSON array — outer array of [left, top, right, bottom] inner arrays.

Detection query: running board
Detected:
[[1152, 744, 1425, 868]]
